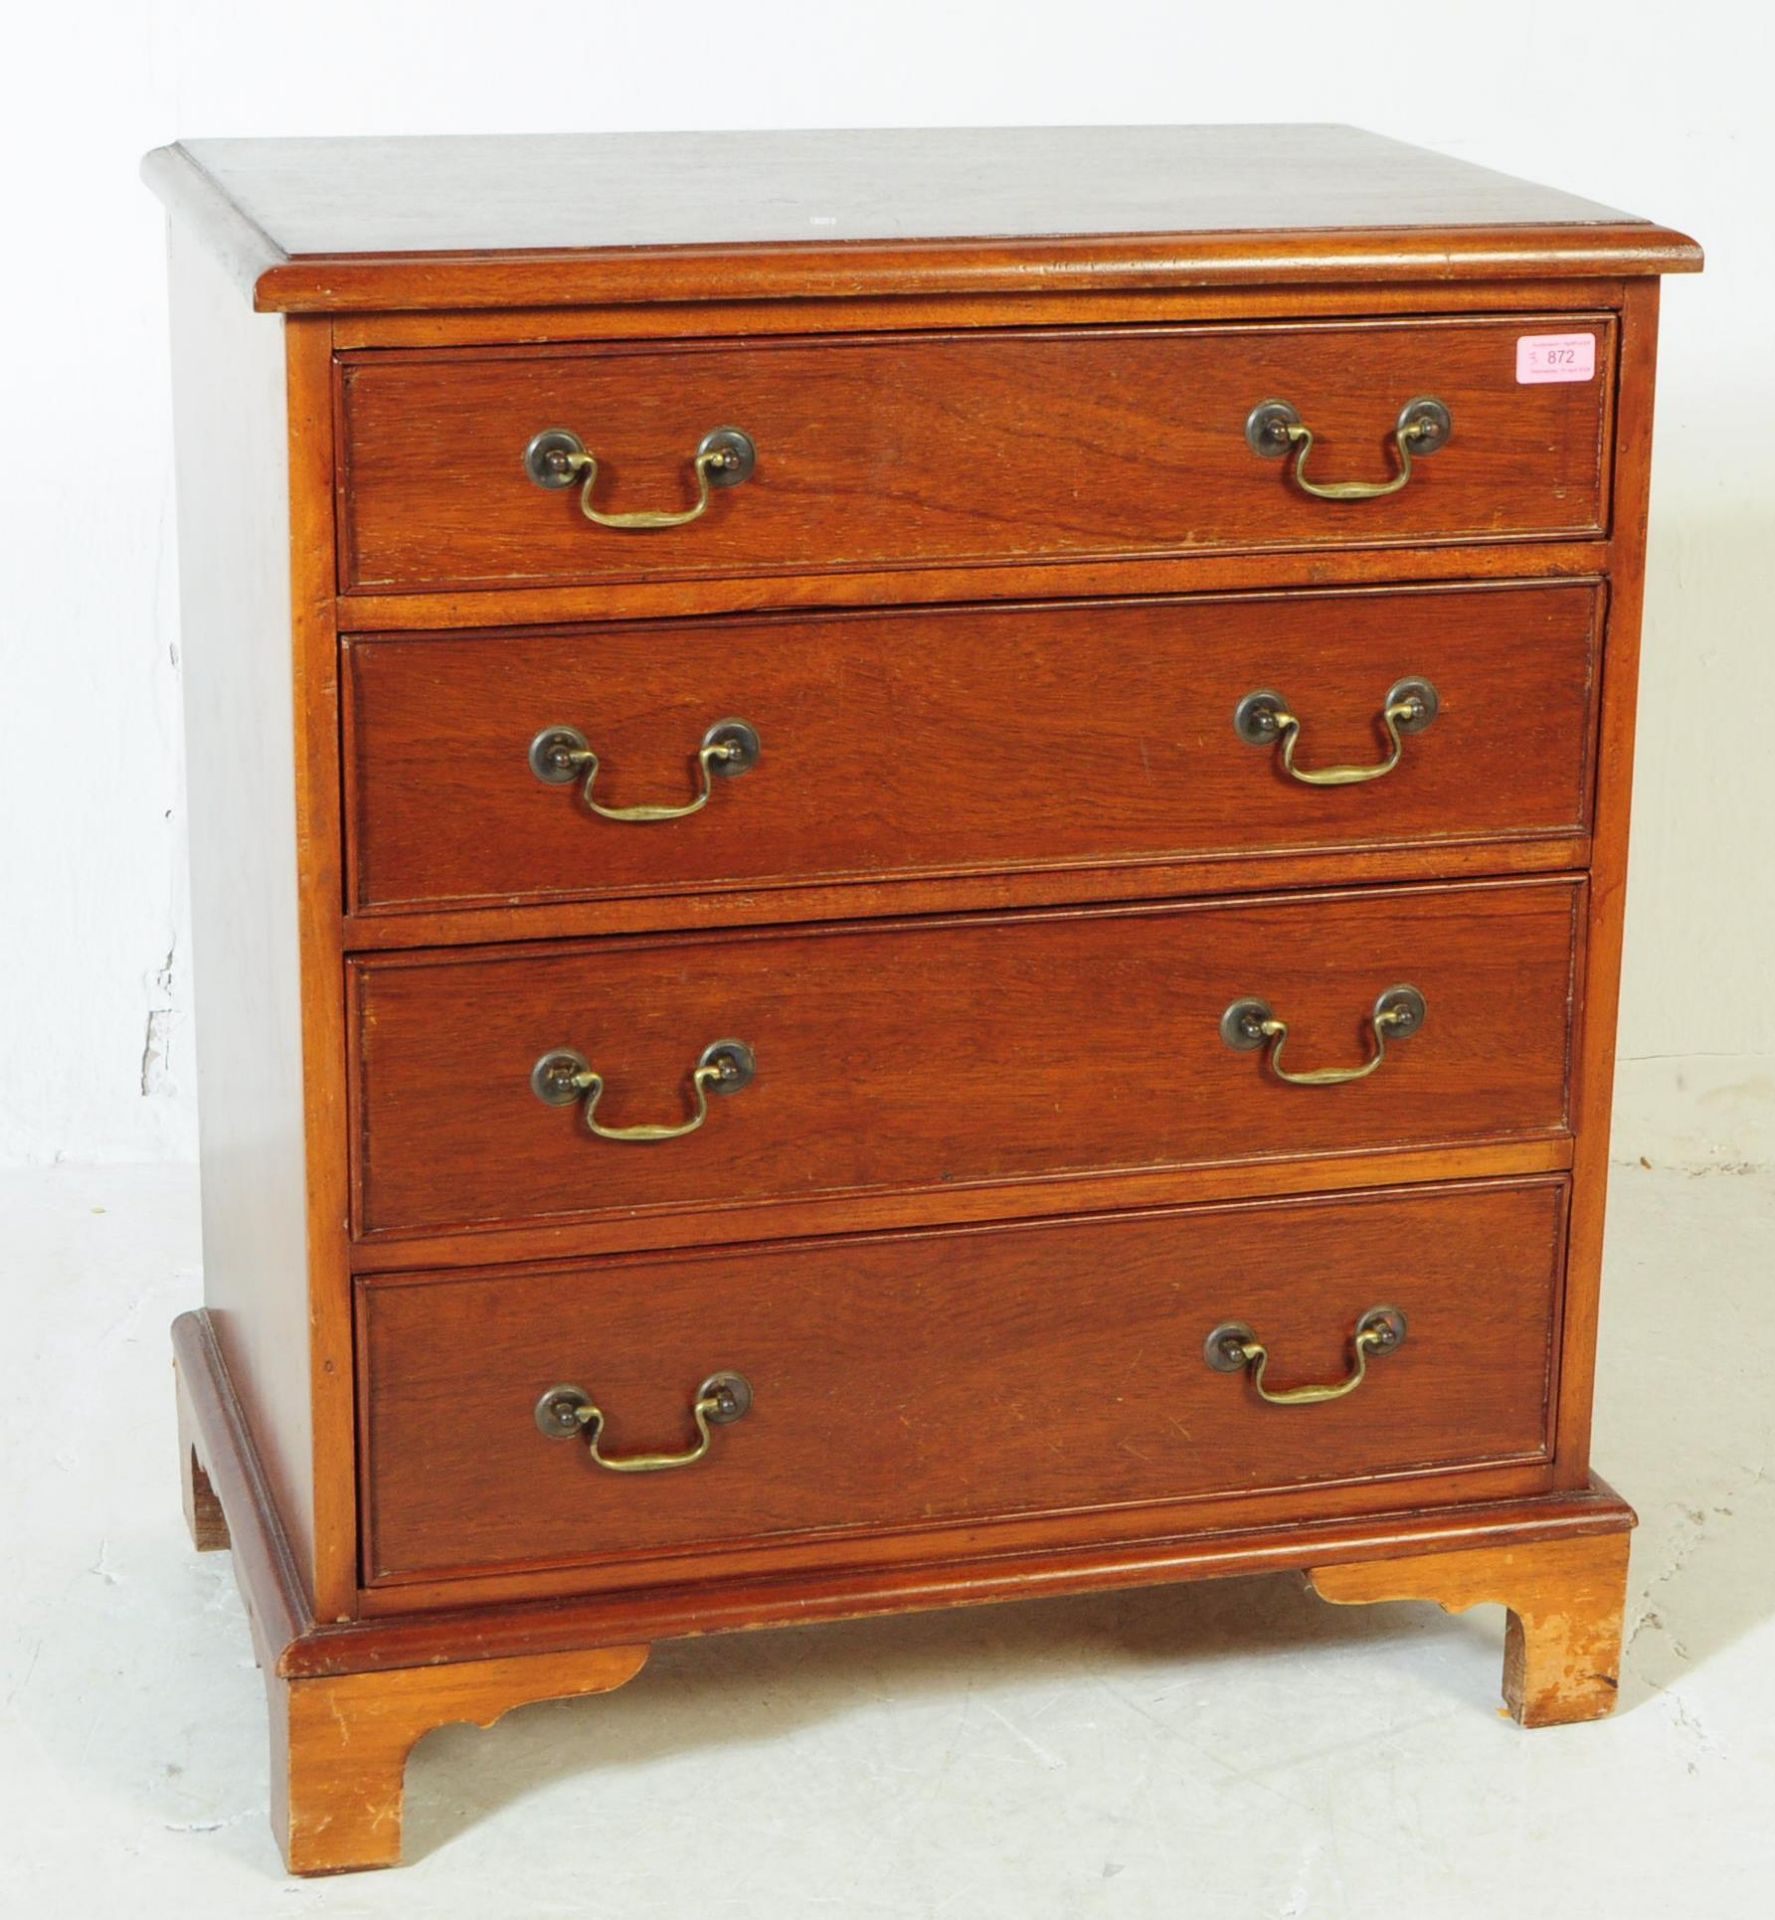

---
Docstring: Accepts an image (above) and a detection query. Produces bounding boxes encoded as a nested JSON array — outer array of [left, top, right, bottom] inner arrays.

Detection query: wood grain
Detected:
[[343, 580, 1601, 915], [1543, 278, 1661, 1496], [269, 1644, 649, 1874], [338, 319, 1614, 593], [330, 278, 1634, 353], [140, 127, 1699, 315], [147, 124, 1695, 1868], [172, 1310, 308, 1673], [350, 879, 1580, 1242], [285, 316, 358, 1623], [344, 1140, 1572, 1283], [1310, 1530, 1631, 1725], [163, 221, 320, 1601], [175, 1349, 230, 1554], [157, 126, 1652, 260], [333, 537, 1614, 638], [341, 839, 1593, 960], [357, 1179, 1566, 1589], [178, 1296, 1632, 1680], [255, 227, 1707, 317]]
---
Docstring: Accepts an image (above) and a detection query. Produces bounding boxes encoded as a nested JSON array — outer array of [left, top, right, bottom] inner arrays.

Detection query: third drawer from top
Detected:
[[349, 877, 1579, 1243], [344, 580, 1601, 915]]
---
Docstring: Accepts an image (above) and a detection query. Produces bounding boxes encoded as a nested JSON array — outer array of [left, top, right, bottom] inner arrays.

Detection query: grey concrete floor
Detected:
[[2, 1159, 1768, 1915]]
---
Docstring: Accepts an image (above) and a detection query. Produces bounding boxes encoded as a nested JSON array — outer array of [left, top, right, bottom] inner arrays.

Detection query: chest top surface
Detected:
[[143, 124, 1700, 314]]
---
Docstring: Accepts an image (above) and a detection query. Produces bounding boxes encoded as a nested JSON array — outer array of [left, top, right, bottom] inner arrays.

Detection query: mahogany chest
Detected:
[[144, 125, 1699, 1874]]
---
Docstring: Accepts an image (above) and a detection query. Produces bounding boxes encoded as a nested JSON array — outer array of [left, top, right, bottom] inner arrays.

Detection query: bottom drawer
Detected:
[[359, 1178, 1565, 1589]]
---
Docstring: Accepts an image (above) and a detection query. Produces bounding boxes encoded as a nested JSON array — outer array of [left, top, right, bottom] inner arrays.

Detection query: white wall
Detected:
[[2, 0, 1767, 1167]]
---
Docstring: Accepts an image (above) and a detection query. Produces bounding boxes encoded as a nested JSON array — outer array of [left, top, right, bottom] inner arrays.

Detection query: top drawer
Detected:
[[337, 317, 1616, 594]]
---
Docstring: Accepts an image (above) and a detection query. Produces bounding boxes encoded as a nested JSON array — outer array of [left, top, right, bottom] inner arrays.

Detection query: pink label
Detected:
[[1516, 333, 1597, 383]]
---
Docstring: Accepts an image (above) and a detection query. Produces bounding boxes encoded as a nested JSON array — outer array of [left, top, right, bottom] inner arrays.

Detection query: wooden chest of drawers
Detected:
[[145, 125, 1699, 1875]]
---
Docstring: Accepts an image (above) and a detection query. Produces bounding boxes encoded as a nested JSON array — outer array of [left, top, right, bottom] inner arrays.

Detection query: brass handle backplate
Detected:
[[529, 718, 760, 821], [1235, 678, 1438, 786], [1204, 1306, 1407, 1405], [524, 425, 756, 528], [1245, 396, 1451, 500], [535, 1372, 753, 1472], [531, 1039, 755, 1141], [1220, 984, 1426, 1086]]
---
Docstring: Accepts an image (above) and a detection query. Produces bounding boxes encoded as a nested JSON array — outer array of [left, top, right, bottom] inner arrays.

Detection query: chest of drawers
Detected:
[[146, 125, 1699, 1875]]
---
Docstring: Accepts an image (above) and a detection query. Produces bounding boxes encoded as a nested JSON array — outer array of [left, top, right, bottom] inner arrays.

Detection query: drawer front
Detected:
[[351, 881, 1577, 1240], [339, 318, 1613, 593], [345, 582, 1600, 914], [358, 1179, 1565, 1585]]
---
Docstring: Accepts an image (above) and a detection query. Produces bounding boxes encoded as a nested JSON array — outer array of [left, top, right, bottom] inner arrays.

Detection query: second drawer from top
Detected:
[[344, 580, 1601, 915]]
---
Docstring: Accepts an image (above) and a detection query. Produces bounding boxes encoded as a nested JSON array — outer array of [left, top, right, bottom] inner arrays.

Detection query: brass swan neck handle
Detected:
[[1246, 396, 1452, 501], [1204, 1307, 1408, 1405], [524, 425, 756, 529]]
